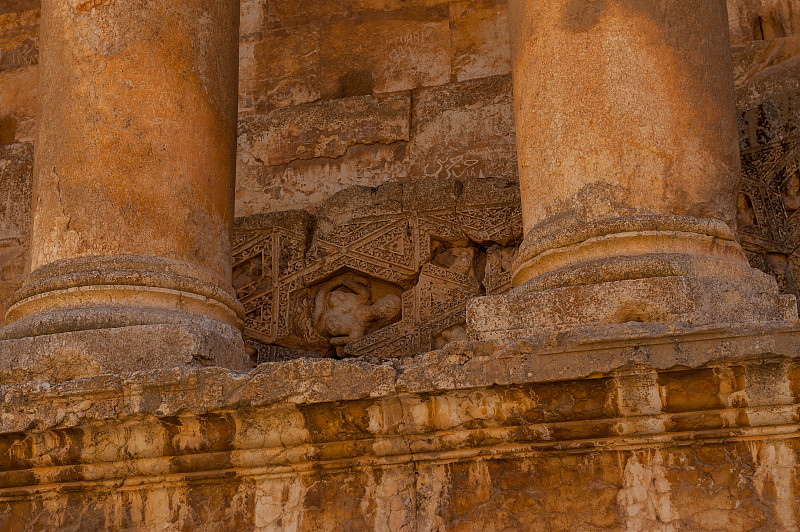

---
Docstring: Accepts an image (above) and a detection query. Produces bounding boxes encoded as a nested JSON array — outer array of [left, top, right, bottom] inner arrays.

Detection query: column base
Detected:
[[0, 320, 250, 386], [468, 254, 798, 342], [0, 255, 250, 378], [4, 255, 245, 333], [468, 214, 798, 341]]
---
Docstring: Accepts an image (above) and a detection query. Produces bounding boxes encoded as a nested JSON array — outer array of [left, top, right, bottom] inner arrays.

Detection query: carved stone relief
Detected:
[[738, 135, 800, 296], [234, 135, 798, 362], [233, 178, 522, 360]]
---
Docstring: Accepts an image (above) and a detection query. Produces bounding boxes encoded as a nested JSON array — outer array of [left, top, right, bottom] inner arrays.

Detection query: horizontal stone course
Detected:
[[1, 322, 800, 530]]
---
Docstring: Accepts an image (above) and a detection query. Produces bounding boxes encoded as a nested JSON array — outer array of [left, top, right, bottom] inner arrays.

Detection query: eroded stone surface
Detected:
[[1, 322, 799, 530], [409, 75, 517, 182], [450, 0, 510, 82], [233, 177, 521, 360], [728, 0, 800, 44], [509, 0, 741, 241], [1, 0, 250, 371], [0, 323, 251, 386], [236, 94, 412, 215], [0, 5, 798, 529], [734, 34, 800, 298], [0, 0, 38, 145], [5, 1, 800, 223], [233, 0, 517, 214]]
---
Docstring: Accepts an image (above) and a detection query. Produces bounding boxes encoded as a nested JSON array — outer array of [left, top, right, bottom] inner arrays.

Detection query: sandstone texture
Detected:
[[30, 0, 239, 275]]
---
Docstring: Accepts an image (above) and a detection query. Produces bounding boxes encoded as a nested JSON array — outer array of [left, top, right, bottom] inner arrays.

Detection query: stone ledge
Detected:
[[1, 320, 800, 529], [0, 325, 799, 493], [1, 320, 798, 434]]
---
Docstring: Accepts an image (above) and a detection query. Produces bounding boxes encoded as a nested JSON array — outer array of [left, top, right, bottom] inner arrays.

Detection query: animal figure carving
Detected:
[[312, 273, 402, 356]]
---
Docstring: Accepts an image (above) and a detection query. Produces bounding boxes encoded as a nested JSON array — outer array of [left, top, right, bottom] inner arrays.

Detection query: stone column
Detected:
[[1, 0, 249, 373], [468, 0, 795, 339]]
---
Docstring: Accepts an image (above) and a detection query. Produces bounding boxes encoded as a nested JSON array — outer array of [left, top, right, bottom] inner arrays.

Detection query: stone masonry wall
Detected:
[[732, 1, 800, 298], [4, 1, 797, 213], [0, 1, 37, 322], [235, 0, 516, 216], [1, 0, 799, 315]]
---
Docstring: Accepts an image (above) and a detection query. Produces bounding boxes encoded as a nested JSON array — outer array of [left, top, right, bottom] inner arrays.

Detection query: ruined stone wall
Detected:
[[0, 1, 37, 323], [235, 0, 516, 216], [1, 0, 799, 316], [1, 4, 800, 531], [5, 1, 796, 211], [731, 1, 800, 298], [2, 322, 800, 531]]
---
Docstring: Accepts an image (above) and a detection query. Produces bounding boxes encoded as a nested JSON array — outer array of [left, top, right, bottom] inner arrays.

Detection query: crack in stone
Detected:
[[52, 167, 73, 233]]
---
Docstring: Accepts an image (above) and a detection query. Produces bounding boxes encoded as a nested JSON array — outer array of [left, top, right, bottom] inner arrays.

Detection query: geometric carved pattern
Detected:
[[232, 137, 800, 360], [739, 135, 800, 255], [738, 135, 800, 295], [233, 180, 523, 359]]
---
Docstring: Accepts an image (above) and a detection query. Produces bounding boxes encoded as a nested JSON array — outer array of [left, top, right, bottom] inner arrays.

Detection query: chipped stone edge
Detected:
[[1, 320, 798, 434]]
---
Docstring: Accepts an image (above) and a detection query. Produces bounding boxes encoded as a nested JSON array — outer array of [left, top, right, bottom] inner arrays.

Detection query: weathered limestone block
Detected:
[[738, 134, 800, 296], [0, 67, 35, 145], [243, 93, 410, 167], [0, 0, 249, 373], [238, 1, 322, 113], [409, 75, 517, 182], [236, 74, 520, 215], [237, 141, 410, 218], [734, 34, 800, 298], [233, 178, 521, 360], [1, 322, 800, 530], [318, 7, 451, 99], [0, 324, 247, 385], [239, 0, 455, 109], [450, 0, 511, 82], [728, 0, 800, 44], [0, 143, 31, 324], [734, 35, 800, 112], [236, 94, 412, 216]]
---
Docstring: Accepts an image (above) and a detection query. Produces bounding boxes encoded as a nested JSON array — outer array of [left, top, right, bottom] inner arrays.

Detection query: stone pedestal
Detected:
[[469, 0, 797, 338], [0, 0, 249, 371]]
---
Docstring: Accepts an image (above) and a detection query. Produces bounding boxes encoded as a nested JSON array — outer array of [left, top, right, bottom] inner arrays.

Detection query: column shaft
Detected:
[[511, 0, 741, 237], [468, 0, 794, 338], [509, 0, 747, 286], [2, 0, 248, 370]]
